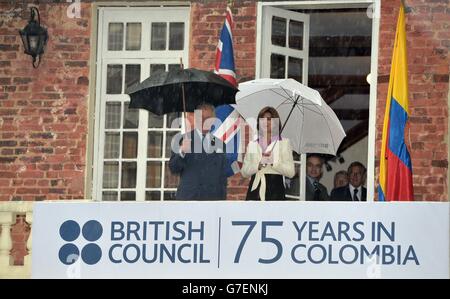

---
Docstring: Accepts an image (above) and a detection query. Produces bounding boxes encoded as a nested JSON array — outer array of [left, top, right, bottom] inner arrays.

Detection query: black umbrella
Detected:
[[126, 68, 238, 115]]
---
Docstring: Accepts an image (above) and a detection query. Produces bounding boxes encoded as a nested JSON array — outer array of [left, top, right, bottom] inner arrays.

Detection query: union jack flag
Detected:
[[214, 7, 237, 86], [212, 7, 243, 176]]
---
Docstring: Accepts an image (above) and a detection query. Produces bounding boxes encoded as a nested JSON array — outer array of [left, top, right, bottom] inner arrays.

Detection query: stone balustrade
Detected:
[[0, 202, 33, 279]]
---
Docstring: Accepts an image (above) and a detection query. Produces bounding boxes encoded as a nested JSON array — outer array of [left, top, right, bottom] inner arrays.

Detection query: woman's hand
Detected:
[[261, 152, 273, 165]]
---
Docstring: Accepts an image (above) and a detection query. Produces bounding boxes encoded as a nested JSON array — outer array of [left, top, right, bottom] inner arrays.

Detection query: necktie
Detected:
[[313, 181, 321, 201], [353, 188, 359, 201]]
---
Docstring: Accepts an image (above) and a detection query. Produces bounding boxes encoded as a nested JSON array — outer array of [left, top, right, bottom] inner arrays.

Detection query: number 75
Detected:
[[232, 221, 283, 264]]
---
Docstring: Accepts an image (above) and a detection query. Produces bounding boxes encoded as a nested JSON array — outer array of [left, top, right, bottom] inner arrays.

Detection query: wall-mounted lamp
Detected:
[[19, 7, 48, 68]]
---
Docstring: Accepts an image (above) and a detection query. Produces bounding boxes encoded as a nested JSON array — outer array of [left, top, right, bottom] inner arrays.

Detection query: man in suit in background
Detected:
[[169, 103, 228, 200], [331, 161, 367, 201], [305, 154, 330, 201]]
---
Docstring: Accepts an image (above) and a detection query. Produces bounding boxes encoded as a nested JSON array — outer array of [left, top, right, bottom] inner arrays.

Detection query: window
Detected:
[[261, 7, 310, 200], [94, 7, 190, 201], [259, 2, 375, 201]]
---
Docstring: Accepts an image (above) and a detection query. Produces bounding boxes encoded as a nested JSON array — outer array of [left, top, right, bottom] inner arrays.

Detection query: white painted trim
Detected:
[[135, 65, 149, 202], [84, 5, 99, 201], [366, 0, 381, 202], [256, 0, 378, 201], [94, 1, 190, 7], [93, 8, 105, 201], [258, 0, 373, 9], [255, 3, 263, 79]]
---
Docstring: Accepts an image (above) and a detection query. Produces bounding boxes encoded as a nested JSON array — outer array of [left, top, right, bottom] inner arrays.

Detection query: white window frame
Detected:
[[256, 0, 380, 202], [260, 6, 310, 201], [93, 7, 190, 201]]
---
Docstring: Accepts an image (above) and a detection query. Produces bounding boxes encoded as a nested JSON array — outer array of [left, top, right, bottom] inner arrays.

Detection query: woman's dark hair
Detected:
[[257, 106, 281, 135]]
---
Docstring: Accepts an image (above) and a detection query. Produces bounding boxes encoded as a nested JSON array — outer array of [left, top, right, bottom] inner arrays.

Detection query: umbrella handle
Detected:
[[179, 57, 184, 69], [180, 57, 187, 130], [181, 82, 188, 131]]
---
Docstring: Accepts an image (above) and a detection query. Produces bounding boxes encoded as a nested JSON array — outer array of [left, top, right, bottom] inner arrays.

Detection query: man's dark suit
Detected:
[[305, 178, 330, 201], [169, 130, 227, 200], [330, 185, 367, 201]]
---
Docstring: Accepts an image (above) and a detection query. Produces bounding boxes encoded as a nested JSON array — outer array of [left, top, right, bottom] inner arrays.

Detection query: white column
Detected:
[[24, 212, 33, 268], [0, 212, 15, 267]]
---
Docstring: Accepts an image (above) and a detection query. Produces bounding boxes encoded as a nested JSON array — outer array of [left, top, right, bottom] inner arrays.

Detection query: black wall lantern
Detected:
[[19, 7, 48, 68]]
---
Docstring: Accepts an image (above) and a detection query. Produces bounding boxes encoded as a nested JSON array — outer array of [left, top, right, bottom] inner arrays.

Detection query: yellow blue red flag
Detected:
[[378, 4, 414, 201]]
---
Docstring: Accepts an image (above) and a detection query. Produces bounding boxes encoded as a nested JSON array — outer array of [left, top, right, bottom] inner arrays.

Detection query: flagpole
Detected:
[[400, 0, 412, 13]]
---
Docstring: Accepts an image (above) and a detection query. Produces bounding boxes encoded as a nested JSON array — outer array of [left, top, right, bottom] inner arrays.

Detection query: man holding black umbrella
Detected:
[[169, 103, 228, 200], [126, 66, 238, 200]]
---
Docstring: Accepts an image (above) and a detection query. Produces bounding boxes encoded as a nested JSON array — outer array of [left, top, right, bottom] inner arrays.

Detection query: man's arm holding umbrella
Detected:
[[169, 135, 191, 174]]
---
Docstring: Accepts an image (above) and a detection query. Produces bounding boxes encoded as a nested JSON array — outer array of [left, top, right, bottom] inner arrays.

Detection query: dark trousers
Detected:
[[246, 174, 286, 201]]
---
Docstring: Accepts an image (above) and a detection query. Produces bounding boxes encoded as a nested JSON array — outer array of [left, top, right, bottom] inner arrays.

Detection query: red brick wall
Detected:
[[189, 0, 257, 200], [376, 0, 449, 201], [0, 2, 91, 201], [0, 1, 447, 206]]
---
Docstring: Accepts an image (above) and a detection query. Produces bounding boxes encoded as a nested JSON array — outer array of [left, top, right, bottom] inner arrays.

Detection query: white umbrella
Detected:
[[235, 78, 346, 155]]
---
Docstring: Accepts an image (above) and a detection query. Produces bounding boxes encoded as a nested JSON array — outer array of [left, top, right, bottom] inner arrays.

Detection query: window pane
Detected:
[[108, 23, 123, 51], [126, 23, 141, 50], [148, 112, 164, 128], [107, 65, 123, 94], [288, 57, 303, 83], [166, 112, 181, 128], [121, 162, 137, 188], [146, 191, 161, 201], [163, 191, 177, 201], [123, 102, 139, 129], [146, 161, 162, 188], [105, 102, 121, 129], [165, 131, 179, 158], [270, 54, 285, 79], [272, 16, 286, 47], [103, 162, 119, 188], [102, 191, 118, 201], [164, 163, 179, 189], [169, 22, 184, 50], [151, 23, 167, 50], [121, 191, 136, 201], [289, 20, 303, 50], [168, 64, 181, 72], [150, 64, 166, 74], [104, 132, 120, 159], [125, 64, 141, 90], [148, 132, 163, 158], [122, 132, 138, 158], [305, 9, 371, 194]]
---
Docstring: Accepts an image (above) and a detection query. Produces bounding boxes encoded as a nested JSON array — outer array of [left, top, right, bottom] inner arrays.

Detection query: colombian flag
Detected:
[[378, 4, 414, 201]]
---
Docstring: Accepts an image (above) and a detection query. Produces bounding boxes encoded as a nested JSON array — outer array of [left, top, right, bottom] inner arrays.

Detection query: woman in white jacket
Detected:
[[241, 107, 295, 201]]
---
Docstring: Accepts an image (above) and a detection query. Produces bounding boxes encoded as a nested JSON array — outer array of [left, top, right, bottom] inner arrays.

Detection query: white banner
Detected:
[[32, 202, 449, 279]]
